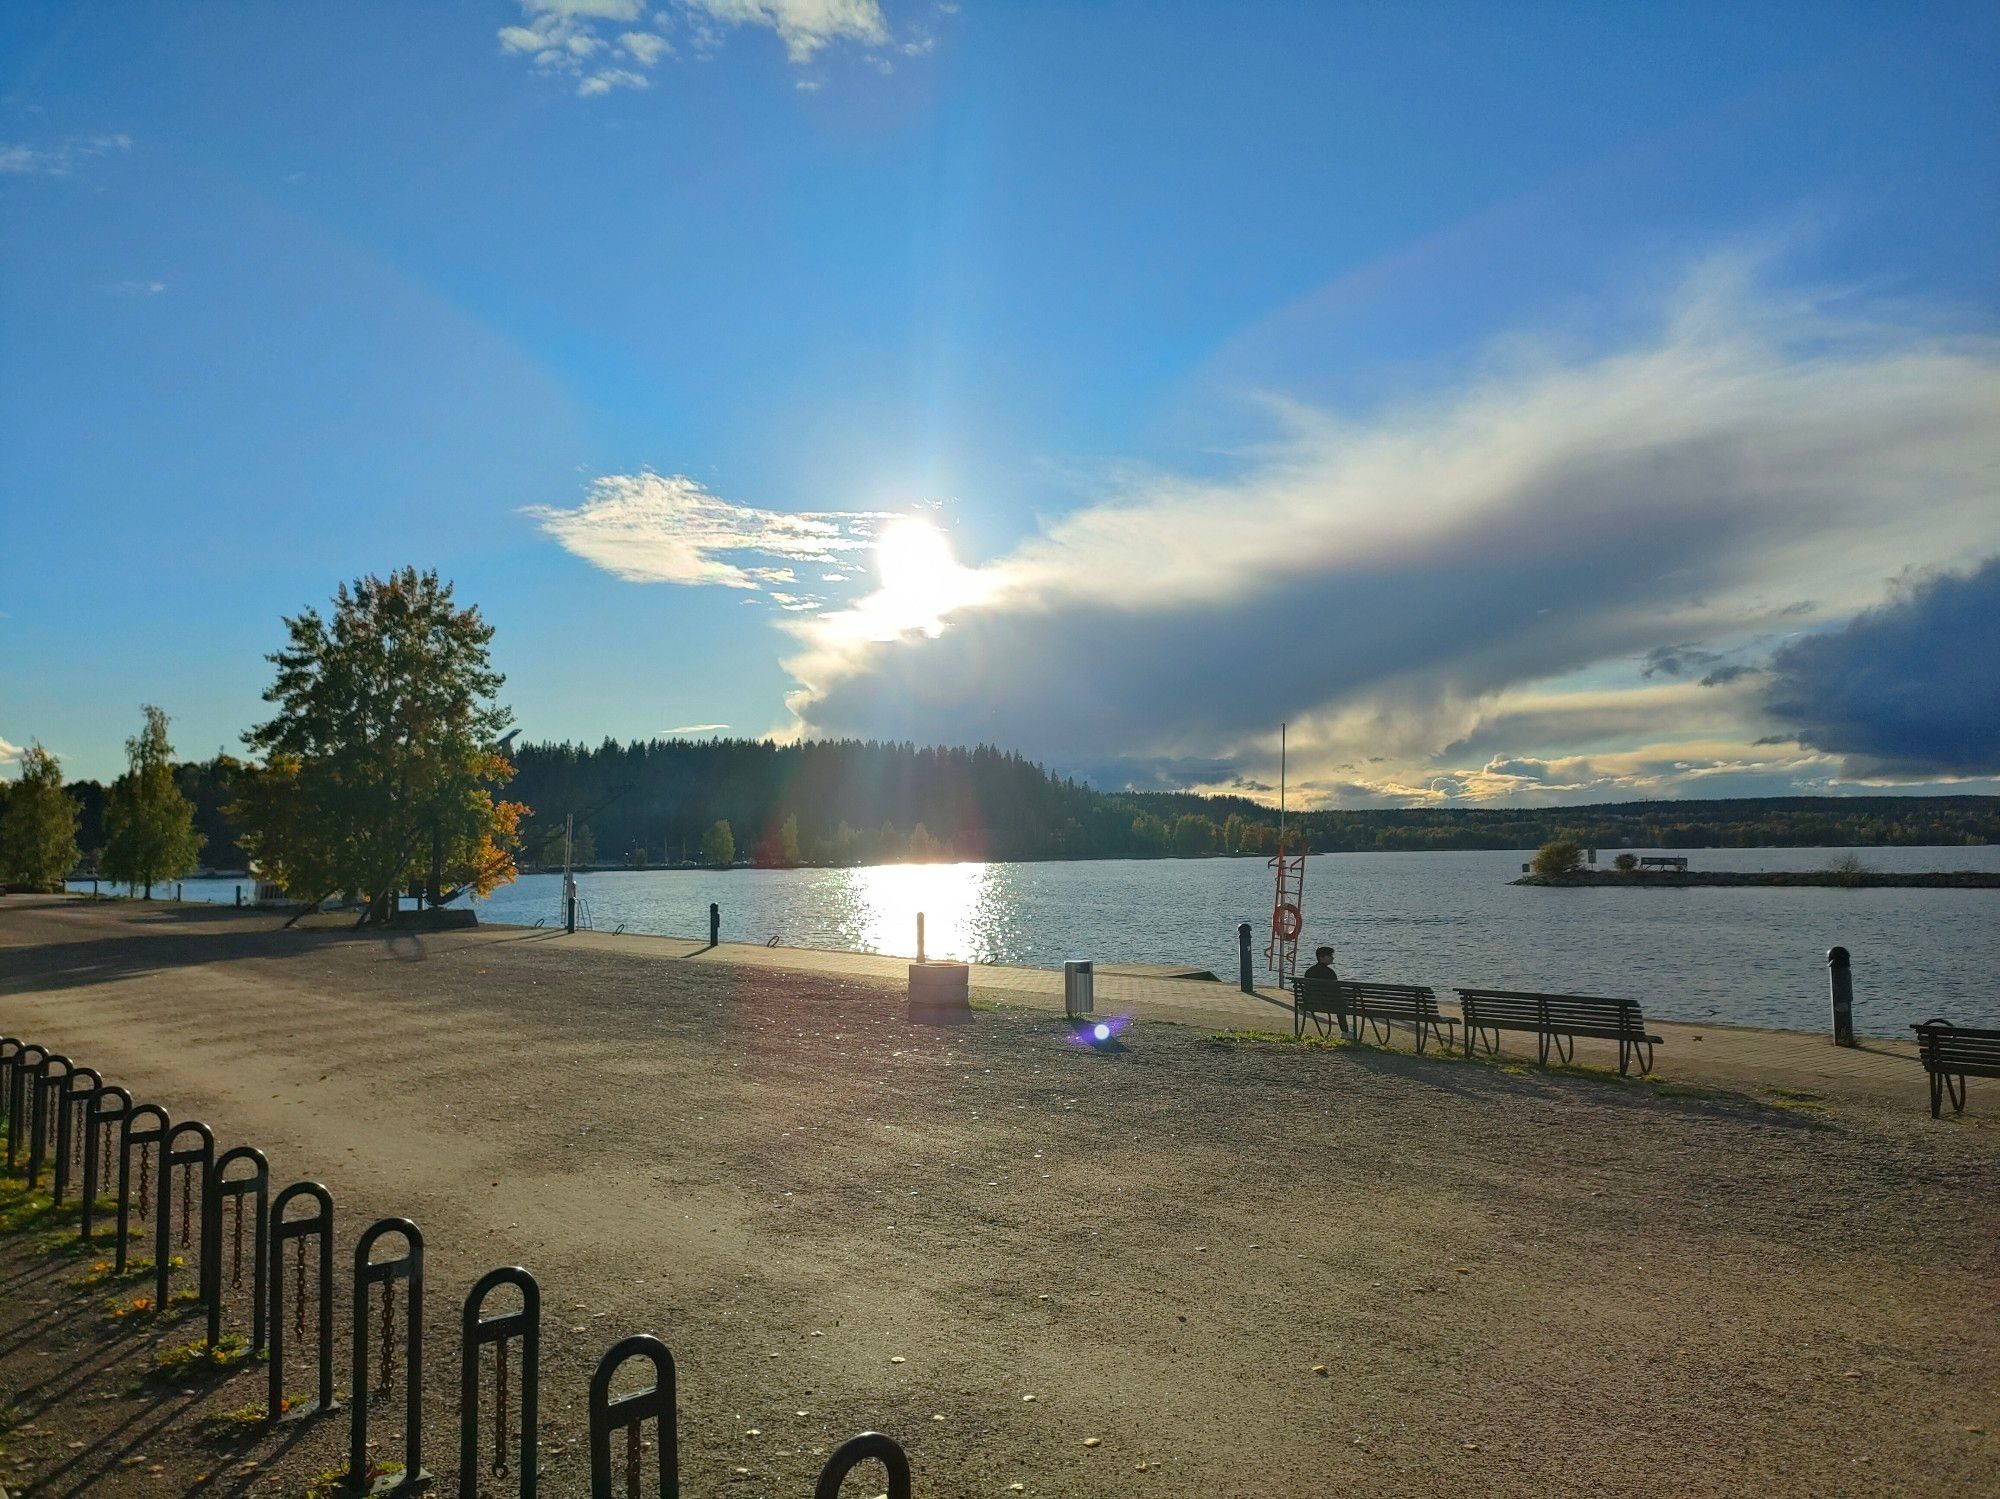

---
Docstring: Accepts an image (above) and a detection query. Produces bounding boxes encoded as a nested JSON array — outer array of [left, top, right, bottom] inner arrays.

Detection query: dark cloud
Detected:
[[1641, 643, 1723, 679], [1698, 663, 1756, 687], [1763, 556, 2000, 775]]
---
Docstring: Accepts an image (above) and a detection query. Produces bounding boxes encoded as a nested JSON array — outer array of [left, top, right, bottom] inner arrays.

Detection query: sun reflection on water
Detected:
[[848, 860, 997, 961]]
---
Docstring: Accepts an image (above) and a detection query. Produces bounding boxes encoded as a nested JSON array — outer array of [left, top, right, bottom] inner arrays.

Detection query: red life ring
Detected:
[[1274, 902, 1302, 941]]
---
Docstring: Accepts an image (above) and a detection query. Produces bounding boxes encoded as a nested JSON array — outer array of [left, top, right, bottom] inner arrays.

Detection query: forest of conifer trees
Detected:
[[22, 736, 1997, 874]]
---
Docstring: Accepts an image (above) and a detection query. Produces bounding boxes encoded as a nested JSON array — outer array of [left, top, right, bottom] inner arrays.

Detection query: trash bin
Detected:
[[1065, 959, 1094, 1018]]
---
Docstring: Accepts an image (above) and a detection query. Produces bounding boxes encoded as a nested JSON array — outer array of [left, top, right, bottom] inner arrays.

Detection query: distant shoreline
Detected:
[[1514, 870, 2000, 889]]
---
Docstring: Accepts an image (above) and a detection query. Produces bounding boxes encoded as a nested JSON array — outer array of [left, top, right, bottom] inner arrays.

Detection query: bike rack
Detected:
[[269, 1181, 336, 1421], [460, 1267, 541, 1498], [588, 1334, 678, 1499]]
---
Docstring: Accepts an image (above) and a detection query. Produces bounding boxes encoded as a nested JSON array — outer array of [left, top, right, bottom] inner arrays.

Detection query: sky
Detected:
[[2, 1, 1997, 806]]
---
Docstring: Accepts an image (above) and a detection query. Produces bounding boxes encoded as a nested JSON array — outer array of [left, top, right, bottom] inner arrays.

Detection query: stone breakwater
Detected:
[[1514, 869, 2000, 888]]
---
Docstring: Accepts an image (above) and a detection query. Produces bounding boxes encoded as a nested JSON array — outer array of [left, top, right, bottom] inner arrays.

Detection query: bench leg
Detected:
[[1293, 1004, 1304, 1041], [1537, 1032, 1550, 1067], [1553, 1032, 1574, 1066], [1617, 1037, 1630, 1077], [1947, 1072, 1967, 1115], [1929, 1070, 1943, 1118]]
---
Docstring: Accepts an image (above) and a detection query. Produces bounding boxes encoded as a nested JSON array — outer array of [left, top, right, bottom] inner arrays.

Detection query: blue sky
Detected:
[[3, 1, 1997, 803]]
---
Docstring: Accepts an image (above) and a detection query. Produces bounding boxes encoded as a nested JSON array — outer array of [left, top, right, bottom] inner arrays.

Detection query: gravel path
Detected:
[[0, 897, 1994, 1497]]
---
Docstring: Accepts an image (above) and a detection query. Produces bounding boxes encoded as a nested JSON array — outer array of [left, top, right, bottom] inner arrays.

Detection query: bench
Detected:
[[1455, 988, 1662, 1076], [1911, 1018, 2000, 1117], [1291, 978, 1456, 1054]]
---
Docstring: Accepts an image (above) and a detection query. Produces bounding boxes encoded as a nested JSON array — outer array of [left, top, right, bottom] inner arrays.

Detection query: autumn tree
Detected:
[[0, 744, 80, 891], [101, 705, 203, 898], [1531, 838, 1584, 876], [232, 569, 526, 924]]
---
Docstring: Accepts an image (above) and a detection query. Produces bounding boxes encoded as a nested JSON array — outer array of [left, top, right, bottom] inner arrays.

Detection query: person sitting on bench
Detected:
[[1302, 945, 1337, 982]]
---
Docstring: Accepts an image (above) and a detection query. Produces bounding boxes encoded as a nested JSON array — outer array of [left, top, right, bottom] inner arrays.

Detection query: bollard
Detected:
[[236, 885, 243, 907], [1237, 922, 1254, 994], [1828, 946, 1856, 1048], [916, 911, 926, 962], [708, 902, 720, 946]]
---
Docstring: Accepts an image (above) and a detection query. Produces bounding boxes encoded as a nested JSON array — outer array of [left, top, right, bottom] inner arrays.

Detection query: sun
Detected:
[[875, 517, 957, 597], [854, 517, 984, 638]]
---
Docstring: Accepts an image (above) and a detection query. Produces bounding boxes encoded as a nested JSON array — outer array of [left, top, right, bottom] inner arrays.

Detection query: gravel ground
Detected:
[[0, 896, 1995, 1498]]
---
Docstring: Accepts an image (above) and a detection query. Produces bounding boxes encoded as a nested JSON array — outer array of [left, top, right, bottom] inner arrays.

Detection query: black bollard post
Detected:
[[1237, 922, 1254, 994], [708, 902, 720, 947], [1828, 946, 1856, 1047]]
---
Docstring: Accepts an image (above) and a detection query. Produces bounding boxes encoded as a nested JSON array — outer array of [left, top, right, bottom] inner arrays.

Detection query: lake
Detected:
[[82, 843, 2000, 1034]]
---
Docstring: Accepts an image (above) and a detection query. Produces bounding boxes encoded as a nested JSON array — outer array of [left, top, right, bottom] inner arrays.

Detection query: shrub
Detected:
[[1613, 852, 1638, 872], [1531, 839, 1584, 876]]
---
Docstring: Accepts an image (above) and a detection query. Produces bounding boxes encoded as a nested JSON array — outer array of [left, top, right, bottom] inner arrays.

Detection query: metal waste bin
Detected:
[[1064, 959, 1094, 1019]]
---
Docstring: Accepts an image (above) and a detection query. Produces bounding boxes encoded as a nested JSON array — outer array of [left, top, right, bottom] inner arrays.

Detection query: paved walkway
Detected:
[[492, 923, 1934, 1111]]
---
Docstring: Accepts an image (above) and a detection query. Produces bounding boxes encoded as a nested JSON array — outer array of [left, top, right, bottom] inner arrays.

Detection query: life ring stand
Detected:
[[1273, 902, 1302, 941]]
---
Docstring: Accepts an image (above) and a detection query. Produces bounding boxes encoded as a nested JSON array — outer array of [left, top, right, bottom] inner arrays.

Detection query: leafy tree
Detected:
[[232, 568, 526, 924], [0, 744, 80, 891], [1531, 838, 1584, 876], [1173, 814, 1217, 856], [777, 813, 800, 864], [571, 822, 596, 867], [625, 845, 649, 869], [905, 821, 944, 861], [101, 706, 203, 898], [701, 819, 735, 867]]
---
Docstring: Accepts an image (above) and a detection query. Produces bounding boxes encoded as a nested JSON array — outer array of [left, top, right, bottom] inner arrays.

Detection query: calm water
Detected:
[[93, 844, 2000, 1033]]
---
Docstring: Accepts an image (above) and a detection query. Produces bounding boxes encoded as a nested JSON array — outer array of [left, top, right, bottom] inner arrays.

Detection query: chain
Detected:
[[294, 1234, 307, 1339], [379, 1279, 396, 1391], [101, 1122, 113, 1184], [625, 1422, 641, 1499], [230, 1194, 244, 1288], [178, 1163, 192, 1249], [72, 1106, 84, 1169], [492, 1339, 510, 1477], [138, 1142, 152, 1217]]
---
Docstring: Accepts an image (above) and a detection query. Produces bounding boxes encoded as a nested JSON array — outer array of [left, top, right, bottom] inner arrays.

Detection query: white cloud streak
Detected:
[[523, 471, 891, 596], [0, 132, 130, 177]]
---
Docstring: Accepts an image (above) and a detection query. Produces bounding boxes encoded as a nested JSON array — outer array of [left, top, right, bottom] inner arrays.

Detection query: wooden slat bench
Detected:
[[1911, 1018, 2000, 1117], [1455, 988, 1662, 1076], [1292, 978, 1455, 1053]]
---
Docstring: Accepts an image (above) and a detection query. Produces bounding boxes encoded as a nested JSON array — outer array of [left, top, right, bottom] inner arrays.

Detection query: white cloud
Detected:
[[689, 0, 888, 63], [498, 0, 908, 93], [0, 735, 23, 767], [663, 722, 730, 734], [523, 470, 892, 592], [621, 31, 671, 64], [773, 259, 2000, 804], [578, 68, 650, 95], [0, 132, 130, 177], [104, 279, 166, 296]]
